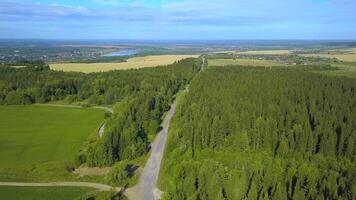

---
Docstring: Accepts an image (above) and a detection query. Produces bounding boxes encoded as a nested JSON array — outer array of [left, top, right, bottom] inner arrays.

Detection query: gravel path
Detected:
[[2, 56, 206, 200], [139, 100, 178, 200], [137, 56, 205, 200], [35, 104, 114, 113], [0, 181, 121, 192]]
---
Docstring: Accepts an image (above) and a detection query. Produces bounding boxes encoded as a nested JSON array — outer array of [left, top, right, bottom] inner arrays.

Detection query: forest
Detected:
[[159, 65, 356, 200], [0, 58, 202, 167]]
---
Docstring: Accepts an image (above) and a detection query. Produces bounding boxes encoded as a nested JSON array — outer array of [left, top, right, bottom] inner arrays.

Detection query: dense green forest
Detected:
[[0, 59, 200, 105], [0, 58, 202, 167], [159, 66, 356, 200]]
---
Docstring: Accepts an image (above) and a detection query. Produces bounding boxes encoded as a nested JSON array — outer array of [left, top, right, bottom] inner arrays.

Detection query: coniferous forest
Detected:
[[159, 66, 356, 200], [0, 58, 202, 166]]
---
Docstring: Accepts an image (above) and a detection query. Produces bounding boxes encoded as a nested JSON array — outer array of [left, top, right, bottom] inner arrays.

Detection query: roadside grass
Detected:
[[208, 58, 285, 67], [0, 105, 105, 182], [0, 186, 93, 200], [50, 55, 199, 73]]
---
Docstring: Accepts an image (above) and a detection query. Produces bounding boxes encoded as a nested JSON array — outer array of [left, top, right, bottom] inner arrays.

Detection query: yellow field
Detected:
[[236, 50, 293, 55], [326, 48, 356, 53], [209, 58, 285, 67], [300, 54, 356, 62], [50, 55, 199, 73], [213, 50, 293, 55]]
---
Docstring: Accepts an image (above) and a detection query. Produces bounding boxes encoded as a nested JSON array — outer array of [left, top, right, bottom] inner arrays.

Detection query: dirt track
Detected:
[[0, 181, 121, 192]]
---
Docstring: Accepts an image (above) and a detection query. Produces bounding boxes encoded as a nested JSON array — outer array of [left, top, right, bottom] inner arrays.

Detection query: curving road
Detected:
[[92, 106, 114, 114], [0, 181, 121, 192], [138, 99, 178, 200], [135, 56, 206, 200], [0, 56, 206, 200]]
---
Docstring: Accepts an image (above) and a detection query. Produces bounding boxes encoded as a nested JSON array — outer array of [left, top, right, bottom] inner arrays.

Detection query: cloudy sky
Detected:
[[0, 0, 355, 40]]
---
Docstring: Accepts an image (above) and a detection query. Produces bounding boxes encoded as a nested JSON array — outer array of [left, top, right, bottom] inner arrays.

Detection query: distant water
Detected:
[[101, 49, 137, 57]]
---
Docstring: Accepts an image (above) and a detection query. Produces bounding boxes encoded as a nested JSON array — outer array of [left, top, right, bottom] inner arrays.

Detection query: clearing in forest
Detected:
[[0, 105, 104, 167], [208, 58, 285, 67]]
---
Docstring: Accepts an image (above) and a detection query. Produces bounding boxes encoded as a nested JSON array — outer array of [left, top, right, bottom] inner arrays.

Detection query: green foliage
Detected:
[[107, 161, 130, 186], [0, 58, 200, 105], [77, 58, 202, 166], [0, 58, 202, 169], [159, 66, 356, 200]]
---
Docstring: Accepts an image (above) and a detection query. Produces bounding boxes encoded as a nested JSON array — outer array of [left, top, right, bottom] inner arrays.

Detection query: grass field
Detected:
[[0, 105, 104, 167], [50, 55, 199, 73], [0, 186, 92, 200], [208, 58, 285, 67]]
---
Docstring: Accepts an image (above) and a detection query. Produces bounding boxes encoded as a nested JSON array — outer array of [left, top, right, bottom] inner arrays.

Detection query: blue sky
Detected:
[[0, 0, 355, 40]]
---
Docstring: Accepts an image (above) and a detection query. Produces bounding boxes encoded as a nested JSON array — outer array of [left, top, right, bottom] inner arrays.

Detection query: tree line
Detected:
[[159, 65, 356, 200], [0, 58, 202, 167]]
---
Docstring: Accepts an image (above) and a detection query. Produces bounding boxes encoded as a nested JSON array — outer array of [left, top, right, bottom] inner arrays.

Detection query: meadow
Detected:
[[208, 58, 285, 67], [50, 55, 199, 73], [0, 105, 104, 167], [0, 186, 93, 200]]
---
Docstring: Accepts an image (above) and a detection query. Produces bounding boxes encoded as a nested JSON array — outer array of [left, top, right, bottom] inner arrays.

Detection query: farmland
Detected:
[[300, 53, 356, 62], [208, 58, 285, 67], [0, 186, 93, 200], [50, 55, 199, 73], [236, 49, 293, 55], [0, 105, 104, 167]]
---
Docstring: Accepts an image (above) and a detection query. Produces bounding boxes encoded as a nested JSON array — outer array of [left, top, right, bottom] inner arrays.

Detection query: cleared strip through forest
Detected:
[[128, 56, 205, 200]]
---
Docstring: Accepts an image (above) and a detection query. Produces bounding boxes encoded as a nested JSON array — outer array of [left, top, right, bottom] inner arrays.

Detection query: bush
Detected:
[[107, 161, 130, 187]]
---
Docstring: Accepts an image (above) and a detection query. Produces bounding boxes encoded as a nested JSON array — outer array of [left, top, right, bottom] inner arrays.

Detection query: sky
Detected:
[[0, 0, 355, 40]]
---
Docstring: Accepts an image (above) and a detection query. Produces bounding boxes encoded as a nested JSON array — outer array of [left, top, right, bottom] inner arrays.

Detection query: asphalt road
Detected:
[[0, 56, 206, 200], [139, 100, 178, 200], [137, 56, 206, 200]]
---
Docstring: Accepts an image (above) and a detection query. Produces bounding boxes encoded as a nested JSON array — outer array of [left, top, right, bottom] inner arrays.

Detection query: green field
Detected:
[[208, 58, 285, 67], [0, 186, 92, 200], [0, 105, 104, 167]]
